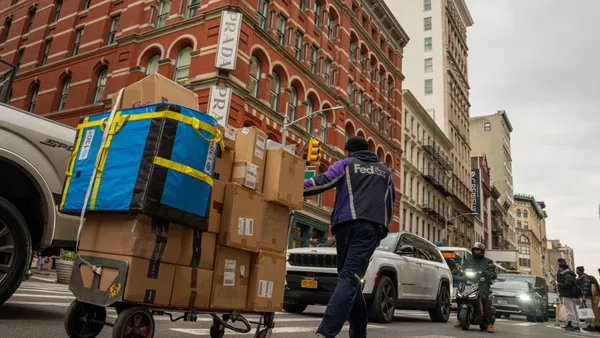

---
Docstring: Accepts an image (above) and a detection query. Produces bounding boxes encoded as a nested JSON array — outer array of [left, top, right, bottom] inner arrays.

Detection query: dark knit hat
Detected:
[[576, 266, 585, 273], [557, 258, 566, 264], [344, 136, 369, 153]]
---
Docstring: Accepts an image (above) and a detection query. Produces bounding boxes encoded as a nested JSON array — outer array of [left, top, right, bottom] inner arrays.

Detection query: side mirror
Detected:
[[397, 245, 417, 256]]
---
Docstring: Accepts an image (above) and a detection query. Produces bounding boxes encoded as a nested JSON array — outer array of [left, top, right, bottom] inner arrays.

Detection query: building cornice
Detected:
[[499, 110, 514, 132], [453, 0, 474, 27], [515, 193, 545, 219], [402, 89, 453, 151], [360, 0, 410, 49]]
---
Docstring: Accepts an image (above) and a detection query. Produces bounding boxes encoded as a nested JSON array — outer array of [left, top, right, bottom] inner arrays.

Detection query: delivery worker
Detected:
[[304, 136, 395, 338]]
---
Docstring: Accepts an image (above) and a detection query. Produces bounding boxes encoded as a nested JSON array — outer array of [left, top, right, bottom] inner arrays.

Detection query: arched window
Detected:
[[523, 210, 528, 218], [26, 8, 36, 34], [248, 56, 261, 98], [314, 0, 322, 27], [305, 98, 314, 132], [269, 72, 280, 111], [344, 123, 354, 143], [519, 235, 529, 243], [327, 12, 336, 40], [93, 68, 108, 103], [173, 47, 192, 83], [516, 209, 521, 217], [57, 76, 71, 111], [359, 48, 366, 72], [28, 84, 39, 112], [288, 86, 298, 121], [145, 54, 160, 76], [370, 59, 376, 82], [318, 112, 327, 142], [349, 39, 356, 62]]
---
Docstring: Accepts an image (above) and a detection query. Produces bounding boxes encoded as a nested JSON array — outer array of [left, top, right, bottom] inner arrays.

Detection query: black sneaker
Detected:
[[583, 326, 596, 332], [564, 326, 580, 331]]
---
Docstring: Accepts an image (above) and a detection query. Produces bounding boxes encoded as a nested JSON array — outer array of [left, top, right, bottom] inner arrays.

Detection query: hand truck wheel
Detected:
[[64, 300, 106, 338], [210, 318, 225, 338], [112, 306, 155, 338]]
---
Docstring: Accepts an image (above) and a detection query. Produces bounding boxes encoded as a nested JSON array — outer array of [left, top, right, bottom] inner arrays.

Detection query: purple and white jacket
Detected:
[[304, 151, 396, 237]]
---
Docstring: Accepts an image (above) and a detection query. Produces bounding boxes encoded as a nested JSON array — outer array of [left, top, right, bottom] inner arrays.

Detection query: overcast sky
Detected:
[[467, 0, 600, 278]]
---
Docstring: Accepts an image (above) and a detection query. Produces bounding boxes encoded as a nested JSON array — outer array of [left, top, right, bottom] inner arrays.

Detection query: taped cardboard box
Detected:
[[218, 125, 237, 150], [231, 161, 260, 191], [263, 148, 304, 210], [78, 250, 175, 306], [214, 149, 234, 182], [260, 202, 291, 254], [210, 246, 251, 309], [111, 72, 199, 110], [170, 266, 213, 308], [247, 250, 286, 312], [207, 180, 225, 233], [178, 229, 217, 270], [219, 183, 264, 252], [80, 214, 183, 264], [234, 127, 267, 187]]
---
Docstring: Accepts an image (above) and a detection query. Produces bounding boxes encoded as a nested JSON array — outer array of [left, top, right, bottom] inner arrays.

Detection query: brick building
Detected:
[[1, 0, 407, 247]]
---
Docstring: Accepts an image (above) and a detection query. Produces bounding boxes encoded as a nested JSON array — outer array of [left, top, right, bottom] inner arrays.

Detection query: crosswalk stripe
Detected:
[[5, 301, 71, 307], [11, 293, 75, 299], [171, 324, 385, 335], [15, 289, 73, 295]]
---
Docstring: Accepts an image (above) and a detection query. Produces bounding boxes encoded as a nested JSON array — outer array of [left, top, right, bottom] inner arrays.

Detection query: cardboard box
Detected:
[[214, 149, 234, 182], [178, 229, 217, 270], [111, 72, 198, 110], [208, 180, 226, 233], [80, 214, 183, 264], [234, 127, 266, 186], [263, 148, 305, 210], [260, 202, 291, 254], [170, 266, 213, 308], [247, 250, 286, 312], [218, 125, 237, 150], [78, 250, 175, 306], [219, 183, 264, 252], [231, 161, 260, 191], [210, 246, 251, 309]]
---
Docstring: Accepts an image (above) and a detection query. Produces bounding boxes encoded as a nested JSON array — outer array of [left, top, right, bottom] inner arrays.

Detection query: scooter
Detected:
[[455, 268, 495, 331]]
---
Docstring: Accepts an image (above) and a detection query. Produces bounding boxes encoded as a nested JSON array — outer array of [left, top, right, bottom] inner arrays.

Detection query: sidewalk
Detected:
[[28, 269, 57, 283]]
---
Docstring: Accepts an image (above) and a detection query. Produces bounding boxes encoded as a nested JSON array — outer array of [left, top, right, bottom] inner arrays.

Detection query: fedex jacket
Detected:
[[303, 151, 396, 238]]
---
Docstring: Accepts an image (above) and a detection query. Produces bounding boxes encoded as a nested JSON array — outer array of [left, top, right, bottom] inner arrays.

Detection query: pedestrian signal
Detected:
[[306, 138, 321, 166]]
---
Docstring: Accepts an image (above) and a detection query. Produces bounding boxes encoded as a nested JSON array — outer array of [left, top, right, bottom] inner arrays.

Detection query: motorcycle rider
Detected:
[[454, 242, 498, 333]]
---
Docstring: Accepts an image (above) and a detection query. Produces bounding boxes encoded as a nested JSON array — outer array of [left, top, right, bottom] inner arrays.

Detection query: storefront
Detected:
[[288, 212, 330, 248]]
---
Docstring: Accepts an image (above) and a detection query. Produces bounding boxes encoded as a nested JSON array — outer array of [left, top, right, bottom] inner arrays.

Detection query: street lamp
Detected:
[[281, 105, 344, 147], [443, 212, 478, 246]]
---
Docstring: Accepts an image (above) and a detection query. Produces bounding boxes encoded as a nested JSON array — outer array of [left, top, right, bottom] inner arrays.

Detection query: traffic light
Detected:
[[306, 138, 322, 166]]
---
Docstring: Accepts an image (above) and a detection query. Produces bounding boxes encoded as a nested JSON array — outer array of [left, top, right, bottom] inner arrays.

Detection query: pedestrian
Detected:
[[37, 252, 45, 271], [575, 266, 600, 331], [303, 136, 396, 338], [557, 258, 581, 331]]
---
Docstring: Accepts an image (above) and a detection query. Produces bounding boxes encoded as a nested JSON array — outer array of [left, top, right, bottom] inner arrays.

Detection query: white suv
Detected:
[[284, 232, 452, 323]]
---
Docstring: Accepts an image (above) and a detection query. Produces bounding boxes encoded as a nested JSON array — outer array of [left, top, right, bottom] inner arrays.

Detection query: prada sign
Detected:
[[215, 11, 242, 71], [207, 86, 232, 127]]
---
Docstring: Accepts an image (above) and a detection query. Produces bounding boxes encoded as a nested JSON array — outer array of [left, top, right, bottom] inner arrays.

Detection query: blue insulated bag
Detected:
[[60, 103, 223, 230]]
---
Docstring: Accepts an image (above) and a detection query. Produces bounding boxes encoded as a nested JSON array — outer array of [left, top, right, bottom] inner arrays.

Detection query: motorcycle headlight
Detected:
[[465, 271, 476, 278], [518, 294, 532, 301], [469, 292, 478, 298]]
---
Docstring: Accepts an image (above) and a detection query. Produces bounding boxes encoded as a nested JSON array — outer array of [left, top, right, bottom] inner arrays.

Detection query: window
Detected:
[[106, 15, 119, 45], [358, 91, 363, 113], [173, 47, 192, 83], [28, 85, 39, 112], [288, 86, 298, 121], [327, 13, 335, 40], [424, 79, 433, 95], [416, 216, 420, 235], [424, 37, 432, 51], [248, 56, 261, 97], [517, 220, 522, 228], [424, 58, 433, 73], [26, 9, 36, 33], [72, 28, 83, 56], [319, 114, 327, 142], [519, 246, 530, 255], [484, 121, 491, 131], [40, 39, 52, 66], [155, 0, 172, 28], [324, 59, 332, 86], [257, 0, 269, 29], [16, 49, 24, 69], [306, 98, 314, 132], [516, 209, 521, 217], [57, 77, 71, 111], [416, 182, 420, 202], [314, 0, 322, 27], [370, 61, 375, 82], [424, 0, 431, 11], [269, 72, 280, 111], [349, 40, 355, 62], [1, 19, 11, 43], [185, 0, 201, 19], [276, 14, 287, 46], [523, 210, 528, 218], [145, 54, 160, 76], [378, 69, 383, 90], [83, 0, 91, 10], [366, 100, 372, 122], [53, 0, 63, 22], [519, 258, 531, 267], [93, 69, 108, 103], [409, 176, 413, 199], [424, 17, 432, 31], [310, 45, 318, 74], [519, 235, 529, 243], [299, 0, 306, 11], [360, 49, 365, 72], [402, 208, 407, 231], [294, 30, 303, 61], [524, 221, 529, 230]]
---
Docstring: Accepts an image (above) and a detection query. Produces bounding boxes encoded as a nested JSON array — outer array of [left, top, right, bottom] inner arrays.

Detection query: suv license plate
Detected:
[[301, 279, 318, 289]]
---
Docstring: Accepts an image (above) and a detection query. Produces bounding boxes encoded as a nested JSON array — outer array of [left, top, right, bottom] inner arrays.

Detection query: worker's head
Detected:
[[471, 242, 486, 258], [576, 266, 585, 276], [344, 136, 369, 155]]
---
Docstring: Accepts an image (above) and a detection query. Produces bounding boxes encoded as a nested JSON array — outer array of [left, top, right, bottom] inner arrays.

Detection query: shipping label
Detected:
[[224, 128, 237, 141], [255, 134, 266, 160], [258, 280, 274, 298], [237, 217, 254, 236], [78, 129, 95, 160], [204, 142, 217, 173], [224, 259, 236, 286], [244, 163, 258, 190]]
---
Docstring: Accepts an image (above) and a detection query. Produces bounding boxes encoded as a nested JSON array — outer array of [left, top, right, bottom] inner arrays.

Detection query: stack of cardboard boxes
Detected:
[[76, 73, 305, 312]]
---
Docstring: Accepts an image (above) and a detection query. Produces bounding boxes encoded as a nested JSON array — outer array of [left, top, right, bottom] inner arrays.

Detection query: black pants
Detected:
[[480, 287, 495, 324]]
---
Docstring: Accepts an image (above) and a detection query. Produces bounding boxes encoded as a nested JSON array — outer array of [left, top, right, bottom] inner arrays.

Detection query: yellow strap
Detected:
[[60, 117, 89, 210], [154, 156, 214, 187], [90, 112, 121, 210]]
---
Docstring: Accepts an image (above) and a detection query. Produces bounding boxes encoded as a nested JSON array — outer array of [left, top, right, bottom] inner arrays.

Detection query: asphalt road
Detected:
[[1, 278, 598, 338]]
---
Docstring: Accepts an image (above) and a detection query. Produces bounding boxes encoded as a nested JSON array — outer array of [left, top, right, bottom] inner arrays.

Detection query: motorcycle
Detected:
[[455, 268, 495, 331]]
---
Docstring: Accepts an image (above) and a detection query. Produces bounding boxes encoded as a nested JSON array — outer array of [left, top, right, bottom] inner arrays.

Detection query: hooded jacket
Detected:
[[557, 267, 580, 298], [303, 151, 396, 237], [576, 272, 600, 298]]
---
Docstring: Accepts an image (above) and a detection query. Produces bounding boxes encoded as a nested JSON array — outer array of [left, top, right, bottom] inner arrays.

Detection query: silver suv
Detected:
[[284, 232, 453, 323]]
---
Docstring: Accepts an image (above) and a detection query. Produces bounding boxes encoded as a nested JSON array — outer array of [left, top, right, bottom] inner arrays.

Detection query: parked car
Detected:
[[547, 292, 559, 318], [496, 273, 549, 321], [492, 279, 546, 322], [284, 232, 453, 323]]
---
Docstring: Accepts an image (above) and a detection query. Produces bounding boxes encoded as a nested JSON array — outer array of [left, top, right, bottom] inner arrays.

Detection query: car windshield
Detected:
[[492, 280, 531, 291], [441, 250, 466, 266]]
